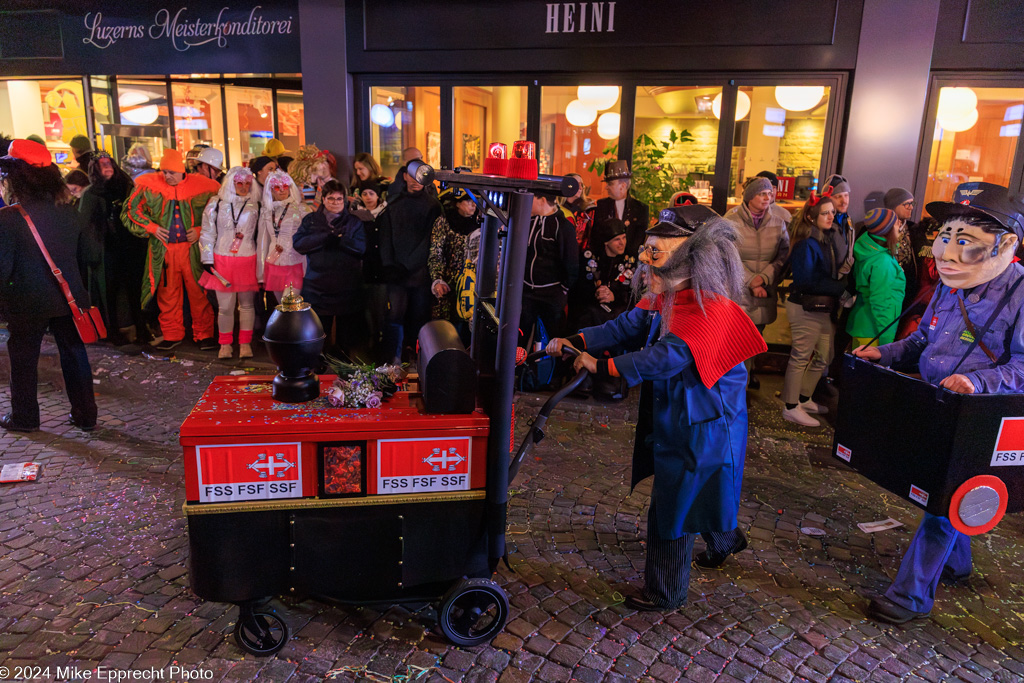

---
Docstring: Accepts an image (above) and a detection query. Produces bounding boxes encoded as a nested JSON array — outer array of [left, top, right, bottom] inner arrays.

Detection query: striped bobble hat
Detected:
[[863, 208, 897, 237]]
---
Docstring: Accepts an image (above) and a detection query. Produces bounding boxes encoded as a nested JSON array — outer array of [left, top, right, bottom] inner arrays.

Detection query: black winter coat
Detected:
[[293, 206, 366, 316], [377, 188, 443, 284], [0, 201, 90, 320]]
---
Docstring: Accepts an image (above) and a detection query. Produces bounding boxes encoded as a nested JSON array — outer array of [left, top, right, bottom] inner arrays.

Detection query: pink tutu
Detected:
[[198, 254, 259, 292], [264, 263, 305, 293]]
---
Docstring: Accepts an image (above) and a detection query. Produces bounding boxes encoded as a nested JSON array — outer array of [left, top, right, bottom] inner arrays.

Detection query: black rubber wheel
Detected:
[[234, 610, 290, 656], [438, 578, 509, 647]]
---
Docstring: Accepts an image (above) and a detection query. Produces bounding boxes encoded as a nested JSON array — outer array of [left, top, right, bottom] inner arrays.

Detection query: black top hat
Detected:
[[647, 205, 720, 237], [926, 182, 1024, 241], [603, 160, 632, 181]]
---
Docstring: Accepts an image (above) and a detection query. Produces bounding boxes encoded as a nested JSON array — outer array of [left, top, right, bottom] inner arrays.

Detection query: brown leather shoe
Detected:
[[867, 597, 928, 624]]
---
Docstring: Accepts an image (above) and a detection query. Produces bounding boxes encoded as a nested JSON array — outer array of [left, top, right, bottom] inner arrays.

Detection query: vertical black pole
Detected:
[[712, 82, 738, 217], [486, 190, 533, 564], [470, 210, 501, 363]]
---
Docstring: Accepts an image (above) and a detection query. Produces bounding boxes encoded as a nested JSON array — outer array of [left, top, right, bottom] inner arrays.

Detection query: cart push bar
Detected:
[[407, 160, 579, 565]]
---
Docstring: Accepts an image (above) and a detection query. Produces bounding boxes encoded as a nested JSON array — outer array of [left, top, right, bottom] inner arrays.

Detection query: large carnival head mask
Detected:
[[635, 205, 744, 306], [926, 182, 1024, 290]]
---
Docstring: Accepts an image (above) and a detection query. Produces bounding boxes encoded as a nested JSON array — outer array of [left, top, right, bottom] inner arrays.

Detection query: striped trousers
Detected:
[[702, 528, 746, 555], [641, 501, 696, 608]]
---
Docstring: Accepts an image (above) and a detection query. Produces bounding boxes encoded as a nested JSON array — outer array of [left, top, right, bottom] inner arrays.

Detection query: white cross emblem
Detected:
[[248, 452, 295, 478], [422, 447, 466, 472]]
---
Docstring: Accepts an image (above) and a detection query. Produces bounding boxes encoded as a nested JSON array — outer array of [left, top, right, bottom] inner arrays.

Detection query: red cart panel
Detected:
[[181, 376, 489, 504]]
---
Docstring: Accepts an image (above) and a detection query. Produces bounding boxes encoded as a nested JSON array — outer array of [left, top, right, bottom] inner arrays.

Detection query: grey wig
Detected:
[[632, 217, 746, 315]]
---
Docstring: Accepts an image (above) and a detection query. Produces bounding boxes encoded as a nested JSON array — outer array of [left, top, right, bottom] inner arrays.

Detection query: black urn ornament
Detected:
[[263, 285, 326, 402]]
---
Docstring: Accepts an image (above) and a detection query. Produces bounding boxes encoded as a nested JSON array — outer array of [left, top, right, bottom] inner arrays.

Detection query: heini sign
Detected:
[[82, 6, 294, 52], [545, 3, 617, 33]]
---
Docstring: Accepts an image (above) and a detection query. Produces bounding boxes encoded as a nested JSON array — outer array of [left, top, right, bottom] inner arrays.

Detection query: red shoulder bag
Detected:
[[17, 205, 107, 343]]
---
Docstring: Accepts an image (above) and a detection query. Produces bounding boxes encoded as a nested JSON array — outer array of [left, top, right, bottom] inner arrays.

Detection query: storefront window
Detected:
[[276, 90, 305, 154], [727, 85, 831, 214], [225, 85, 273, 167], [540, 85, 622, 201], [0, 78, 93, 171], [633, 86, 722, 208], [453, 86, 527, 172], [368, 85, 440, 179], [171, 82, 225, 166], [923, 86, 1024, 214], [90, 76, 115, 154]]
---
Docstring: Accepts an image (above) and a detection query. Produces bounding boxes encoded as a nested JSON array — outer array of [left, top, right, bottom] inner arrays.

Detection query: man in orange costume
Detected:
[[123, 149, 220, 351]]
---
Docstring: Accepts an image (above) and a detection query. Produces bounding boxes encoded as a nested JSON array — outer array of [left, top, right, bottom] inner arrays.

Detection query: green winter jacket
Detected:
[[847, 232, 906, 344]]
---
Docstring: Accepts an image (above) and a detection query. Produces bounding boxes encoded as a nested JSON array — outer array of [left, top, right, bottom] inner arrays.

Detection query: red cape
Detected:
[[637, 289, 767, 388]]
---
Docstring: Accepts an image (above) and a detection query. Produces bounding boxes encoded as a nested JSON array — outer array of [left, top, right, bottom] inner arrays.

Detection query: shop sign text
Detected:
[[545, 2, 616, 33], [83, 5, 294, 53]]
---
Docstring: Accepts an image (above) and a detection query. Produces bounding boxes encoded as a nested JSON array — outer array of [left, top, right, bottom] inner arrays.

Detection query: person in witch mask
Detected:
[[854, 182, 1024, 624], [547, 206, 766, 611]]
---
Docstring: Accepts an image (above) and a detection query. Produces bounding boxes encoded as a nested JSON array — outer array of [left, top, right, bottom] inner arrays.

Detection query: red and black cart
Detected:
[[180, 167, 580, 655]]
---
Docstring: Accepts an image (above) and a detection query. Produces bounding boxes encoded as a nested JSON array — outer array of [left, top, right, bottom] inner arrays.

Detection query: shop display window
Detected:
[[923, 86, 1024, 215], [276, 90, 305, 155], [117, 79, 171, 129], [453, 86, 527, 172], [540, 85, 621, 201], [171, 82, 225, 166], [368, 85, 440, 180], [0, 78, 94, 171], [225, 85, 274, 167], [633, 86, 723, 208], [726, 85, 831, 214]]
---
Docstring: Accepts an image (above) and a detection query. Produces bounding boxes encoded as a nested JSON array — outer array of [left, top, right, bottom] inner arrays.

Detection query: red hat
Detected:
[[5, 139, 52, 167]]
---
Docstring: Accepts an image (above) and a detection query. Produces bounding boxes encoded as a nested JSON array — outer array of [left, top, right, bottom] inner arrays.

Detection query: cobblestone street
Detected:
[[0, 340, 1022, 682]]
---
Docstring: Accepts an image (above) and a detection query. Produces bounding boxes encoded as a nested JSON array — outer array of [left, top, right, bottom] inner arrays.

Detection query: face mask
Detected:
[[932, 218, 1016, 289]]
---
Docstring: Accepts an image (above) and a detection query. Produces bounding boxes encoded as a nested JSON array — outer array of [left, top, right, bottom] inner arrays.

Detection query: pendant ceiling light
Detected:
[[939, 107, 979, 133], [774, 86, 825, 112], [565, 99, 598, 127], [119, 91, 159, 126], [597, 112, 620, 140], [937, 87, 978, 121], [712, 91, 751, 121], [577, 85, 620, 111]]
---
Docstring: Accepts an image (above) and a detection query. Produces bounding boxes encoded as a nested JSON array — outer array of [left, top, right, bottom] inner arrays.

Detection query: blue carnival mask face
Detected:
[[933, 218, 1016, 289]]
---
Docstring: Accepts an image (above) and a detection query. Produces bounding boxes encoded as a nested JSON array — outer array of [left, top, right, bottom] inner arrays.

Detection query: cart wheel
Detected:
[[438, 578, 509, 647], [234, 610, 290, 656], [948, 475, 1008, 536]]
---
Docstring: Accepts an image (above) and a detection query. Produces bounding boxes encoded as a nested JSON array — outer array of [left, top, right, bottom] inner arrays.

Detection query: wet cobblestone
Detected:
[[0, 340, 1021, 681]]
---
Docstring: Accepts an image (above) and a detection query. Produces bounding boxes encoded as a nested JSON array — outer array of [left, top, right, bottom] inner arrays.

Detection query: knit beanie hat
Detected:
[[883, 187, 914, 210], [249, 156, 275, 177], [743, 176, 773, 204], [823, 174, 851, 195], [69, 135, 91, 155], [755, 170, 779, 187], [159, 148, 185, 174], [863, 208, 897, 237]]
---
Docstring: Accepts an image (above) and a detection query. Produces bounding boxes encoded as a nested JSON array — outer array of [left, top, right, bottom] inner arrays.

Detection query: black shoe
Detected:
[[0, 414, 37, 433], [153, 339, 182, 352], [624, 595, 674, 612], [748, 375, 760, 390], [940, 567, 970, 586], [69, 413, 96, 432], [196, 337, 218, 351], [694, 532, 748, 569], [867, 597, 928, 624]]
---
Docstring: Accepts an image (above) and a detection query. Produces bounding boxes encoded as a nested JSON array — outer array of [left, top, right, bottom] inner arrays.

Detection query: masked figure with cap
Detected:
[[854, 182, 1024, 624], [547, 206, 766, 611], [0, 139, 98, 432], [122, 148, 221, 352]]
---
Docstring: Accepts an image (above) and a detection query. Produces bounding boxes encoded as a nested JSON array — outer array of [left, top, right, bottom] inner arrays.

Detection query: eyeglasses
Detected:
[[638, 244, 670, 260], [901, 201, 915, 208], [323, 195, 346, 203], [818, 209, 837, 216]]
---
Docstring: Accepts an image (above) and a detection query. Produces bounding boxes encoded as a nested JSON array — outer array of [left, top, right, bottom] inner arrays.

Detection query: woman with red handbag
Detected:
[[0, 139, 98, 432]]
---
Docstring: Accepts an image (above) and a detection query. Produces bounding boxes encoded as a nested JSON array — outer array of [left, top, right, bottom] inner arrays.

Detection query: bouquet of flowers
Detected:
[[322, 356, 404, 409]]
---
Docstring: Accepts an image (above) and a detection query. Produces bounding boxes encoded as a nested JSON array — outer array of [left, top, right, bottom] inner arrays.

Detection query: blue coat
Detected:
[[580, 305, 749, 539], [878, 262, 1024, 393]]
